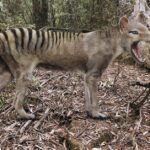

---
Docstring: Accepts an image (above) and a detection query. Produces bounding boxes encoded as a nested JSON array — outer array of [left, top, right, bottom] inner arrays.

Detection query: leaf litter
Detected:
[[0, 61, 149, 150]]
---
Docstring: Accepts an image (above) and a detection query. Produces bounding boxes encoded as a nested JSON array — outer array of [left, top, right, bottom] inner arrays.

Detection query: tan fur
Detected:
[[0, 58, 12, 90], [0, 17, 150, 119]]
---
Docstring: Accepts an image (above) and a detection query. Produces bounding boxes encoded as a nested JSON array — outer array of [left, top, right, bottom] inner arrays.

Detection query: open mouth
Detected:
[[131, 41, 144, 63]]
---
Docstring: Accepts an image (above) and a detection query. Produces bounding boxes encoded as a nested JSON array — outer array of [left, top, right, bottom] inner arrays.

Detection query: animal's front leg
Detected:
[[14, 73, 35, 119], [84, 74, 108, 119]]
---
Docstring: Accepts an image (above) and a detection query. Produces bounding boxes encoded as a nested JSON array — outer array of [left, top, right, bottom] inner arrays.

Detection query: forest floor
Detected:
[[0, 61, 150, 150]]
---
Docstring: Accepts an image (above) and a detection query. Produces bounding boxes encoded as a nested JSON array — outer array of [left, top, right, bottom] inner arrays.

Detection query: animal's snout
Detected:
[[147, 24, 150, 30]]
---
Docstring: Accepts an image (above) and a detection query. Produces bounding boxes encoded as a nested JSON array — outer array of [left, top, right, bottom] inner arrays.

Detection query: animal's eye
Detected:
[[128, 31, 139, 34]]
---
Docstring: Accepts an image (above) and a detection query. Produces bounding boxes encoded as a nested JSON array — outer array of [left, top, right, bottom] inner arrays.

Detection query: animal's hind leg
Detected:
[[14, 72, 35, 119], [0, 71, 12, 91], [0, 60, 12, 91]]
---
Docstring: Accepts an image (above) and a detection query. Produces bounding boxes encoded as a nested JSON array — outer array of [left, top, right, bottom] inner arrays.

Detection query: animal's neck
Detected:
[[101, 28, 123, 60], [98, 27, 120, 38]]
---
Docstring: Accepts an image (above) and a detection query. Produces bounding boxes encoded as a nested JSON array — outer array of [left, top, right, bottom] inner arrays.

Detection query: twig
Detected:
[[113, 63, 121, 85], [132, 89, 147, 104], [136, 89, 150, 107], [4, 122, 19, 132], [34, 107, 50, 129], [130, 80, 150, 108], [19, 105, 43, 133], [126, 102, 130, 119], [130, 81, 150, 88], [135, 109, 143, 131], [75, 126, 88, 138], [5, 105, 14, 115], [131, 89, 150, 109], [20, 120, 32, 134]]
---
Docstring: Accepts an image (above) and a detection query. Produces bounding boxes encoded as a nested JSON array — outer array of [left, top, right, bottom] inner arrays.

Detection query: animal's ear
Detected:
[[119, 16, 129, 33]]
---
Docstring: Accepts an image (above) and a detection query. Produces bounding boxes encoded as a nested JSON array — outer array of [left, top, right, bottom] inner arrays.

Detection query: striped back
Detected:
[[0, 28, 89, 55]]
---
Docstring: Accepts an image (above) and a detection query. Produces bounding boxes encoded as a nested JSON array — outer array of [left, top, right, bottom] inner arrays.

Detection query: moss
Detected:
[[65, 138, 80, 150], [90, 131, 114, 148], [0, 96, 5, 109]]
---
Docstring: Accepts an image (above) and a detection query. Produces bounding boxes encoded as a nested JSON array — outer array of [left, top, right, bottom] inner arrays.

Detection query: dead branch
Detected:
[[19, 104, 43, 133], [135, 89, 150, 107], [20, 120, 32, 134], [75, 126, 88, 138], [131, 89, 147, 104], [130, 81, 150, 88], [129, 88, 150, 117], [130, 80, 150, 105], [34, 107, 50, 129], [129, 80, 150, 116]]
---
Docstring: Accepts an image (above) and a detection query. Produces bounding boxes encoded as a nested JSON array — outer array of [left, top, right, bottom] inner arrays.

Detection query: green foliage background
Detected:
[[0, 0, 135, 30]]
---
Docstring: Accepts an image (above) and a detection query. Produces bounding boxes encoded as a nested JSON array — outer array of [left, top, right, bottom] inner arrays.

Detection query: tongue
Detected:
[[135, 47, 141, 58], [133, 47, 144, 62]]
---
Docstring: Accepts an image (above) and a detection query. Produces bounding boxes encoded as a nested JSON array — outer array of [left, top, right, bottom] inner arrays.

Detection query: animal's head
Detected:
[[119, 16, 150, 63]]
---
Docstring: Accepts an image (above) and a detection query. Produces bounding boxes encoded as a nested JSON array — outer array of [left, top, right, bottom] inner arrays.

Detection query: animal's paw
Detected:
[[17, 112, 36, 120], [86, 111, 110, 120], [26, 113, 36, 120]]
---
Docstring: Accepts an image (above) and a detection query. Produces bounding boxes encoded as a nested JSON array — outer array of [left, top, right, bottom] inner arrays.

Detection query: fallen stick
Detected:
[[20, 120, 32, 134], [19, 105, 43, 133], [130, 81, 150, 88], [135, 89, 150, 107], [34, 107, 50, 129], [130, 81, 150, 104]]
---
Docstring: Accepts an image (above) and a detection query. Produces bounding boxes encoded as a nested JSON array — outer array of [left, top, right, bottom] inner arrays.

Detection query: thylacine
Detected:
[[0, 16, 149, 119]]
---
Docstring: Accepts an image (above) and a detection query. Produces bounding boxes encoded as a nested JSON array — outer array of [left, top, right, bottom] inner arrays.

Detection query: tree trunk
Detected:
[[32, 0, 48, 29], [147, 0, 150, 6], [66, 0, 75, 28], [90, 0, 95, 29], [49, 0, 55, 27]]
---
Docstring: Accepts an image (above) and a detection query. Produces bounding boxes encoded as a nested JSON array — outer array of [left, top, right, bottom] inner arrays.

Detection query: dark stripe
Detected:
[[69, 32, 72, 41], [3, 32, 8, 43], [3, 31, 11, 54], [2, 32, 17, 62], [66, 32, 69, 40], [40, 31, 45, 48], [18, 28, 25, 49], [106, 30, 110, 38], [57, 32, 61, 47], [0, 40, 5, 54], [46, 30, 50, 50], [54, 31, 57, 45], [73, 32, 76, 40], [10, 29, 19, 51], [62, 32, 65, 41], [105, 31, 108, 37], [77, 32, 80, 36], [51, 31, 54, 49], [35, 30, 40, 51], [27, 28, 32, 49]]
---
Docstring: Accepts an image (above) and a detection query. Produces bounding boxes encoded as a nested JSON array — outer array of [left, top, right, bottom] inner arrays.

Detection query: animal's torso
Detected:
[[0, 28, 122, 77]]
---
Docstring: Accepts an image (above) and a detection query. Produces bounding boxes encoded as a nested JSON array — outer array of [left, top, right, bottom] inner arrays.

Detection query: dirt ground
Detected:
[[0, 61, 150, 150]]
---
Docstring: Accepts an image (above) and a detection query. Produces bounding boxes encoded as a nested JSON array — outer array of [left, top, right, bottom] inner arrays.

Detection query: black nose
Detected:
[[147, 24, 150, 30]]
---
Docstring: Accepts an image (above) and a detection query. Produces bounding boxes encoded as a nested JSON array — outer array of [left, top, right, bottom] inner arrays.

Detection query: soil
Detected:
[[0, 61, 150, 150]]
